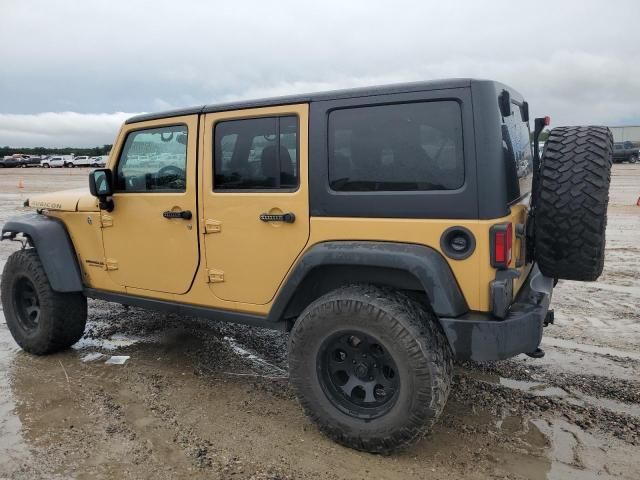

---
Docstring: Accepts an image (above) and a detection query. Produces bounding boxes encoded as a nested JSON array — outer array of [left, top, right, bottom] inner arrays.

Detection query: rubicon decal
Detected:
[[30, 200, 63, 210]]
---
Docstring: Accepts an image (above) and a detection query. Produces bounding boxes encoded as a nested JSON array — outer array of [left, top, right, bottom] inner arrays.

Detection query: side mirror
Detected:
[[89, 169, 114, 211]]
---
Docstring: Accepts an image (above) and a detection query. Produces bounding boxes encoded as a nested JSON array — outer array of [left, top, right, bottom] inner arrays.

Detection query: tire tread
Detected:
[[534, 126, 612, 281], [288, 285, 452, 454], [1, 249, 86, 355]]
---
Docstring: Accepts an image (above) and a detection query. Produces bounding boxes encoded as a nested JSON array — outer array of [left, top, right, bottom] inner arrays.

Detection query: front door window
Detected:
[[115, 125, 188, 192]]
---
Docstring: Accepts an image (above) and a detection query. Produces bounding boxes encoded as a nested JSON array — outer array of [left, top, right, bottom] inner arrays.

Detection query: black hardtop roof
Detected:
[[126, 78, 502, 124]]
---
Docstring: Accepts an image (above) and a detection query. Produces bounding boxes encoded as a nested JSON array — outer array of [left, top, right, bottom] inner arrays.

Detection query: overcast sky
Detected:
[[1, 0, 639, 147]]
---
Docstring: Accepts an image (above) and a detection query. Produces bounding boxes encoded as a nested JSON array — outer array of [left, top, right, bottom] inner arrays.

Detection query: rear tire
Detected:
[[533, 126, 613, 281], [1, 249, 87, 355], [288, 285, 452, 454]]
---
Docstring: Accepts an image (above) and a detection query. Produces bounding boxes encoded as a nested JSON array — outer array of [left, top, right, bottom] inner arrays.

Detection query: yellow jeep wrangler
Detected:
[[1, 79, 613, 453]]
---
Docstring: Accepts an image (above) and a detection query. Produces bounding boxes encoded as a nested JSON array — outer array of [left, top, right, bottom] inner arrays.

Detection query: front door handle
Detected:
[[259, 212, 295, 223], [163, 209, 192, 220]]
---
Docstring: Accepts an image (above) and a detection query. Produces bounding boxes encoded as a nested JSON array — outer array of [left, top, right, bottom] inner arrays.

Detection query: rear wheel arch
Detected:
[[268, 241, 468, 326]]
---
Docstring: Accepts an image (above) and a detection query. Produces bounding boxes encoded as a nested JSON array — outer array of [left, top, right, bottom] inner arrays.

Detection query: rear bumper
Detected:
[[439, 264, 551, 361]]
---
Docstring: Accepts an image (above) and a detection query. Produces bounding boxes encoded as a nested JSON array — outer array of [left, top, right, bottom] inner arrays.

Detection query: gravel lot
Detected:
[[0, 166, 639, 479]]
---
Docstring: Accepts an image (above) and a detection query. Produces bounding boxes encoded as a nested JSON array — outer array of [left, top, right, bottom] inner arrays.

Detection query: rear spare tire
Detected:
[[533, 126, 613, 281]]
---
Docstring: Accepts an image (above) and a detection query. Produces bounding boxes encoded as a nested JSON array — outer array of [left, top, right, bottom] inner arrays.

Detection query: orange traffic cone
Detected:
[[17, 177, 24, 189]]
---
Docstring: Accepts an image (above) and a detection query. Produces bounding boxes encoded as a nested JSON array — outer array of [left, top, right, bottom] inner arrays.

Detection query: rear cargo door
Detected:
[[501, 98, 534, 289]]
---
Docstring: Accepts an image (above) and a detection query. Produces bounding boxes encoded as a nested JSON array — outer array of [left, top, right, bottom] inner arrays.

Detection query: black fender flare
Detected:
[[268, 241, 468, 322], [1, 213, 84, 292]]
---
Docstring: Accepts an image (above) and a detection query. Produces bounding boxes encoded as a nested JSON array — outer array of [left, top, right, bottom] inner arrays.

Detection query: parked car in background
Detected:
[[69, 155, 92, 167], [41, 156, 67, 168], [0, 156, 20, 168], [612, 141, 639, 163], [90, 156, 108, 167], [19, 156, 42, 168]]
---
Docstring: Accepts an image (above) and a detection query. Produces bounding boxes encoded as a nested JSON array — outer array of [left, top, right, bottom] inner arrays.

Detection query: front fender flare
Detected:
[[1, 213, 83, 292], [269, 241, 468, 322]]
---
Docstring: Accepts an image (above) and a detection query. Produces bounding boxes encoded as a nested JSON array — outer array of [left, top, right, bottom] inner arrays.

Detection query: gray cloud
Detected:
[[1, 0, 639, 146], [0, 112, 136, 148]]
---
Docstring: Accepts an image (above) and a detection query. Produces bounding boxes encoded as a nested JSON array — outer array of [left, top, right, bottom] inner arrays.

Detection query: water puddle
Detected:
[[222, 336, 287, 378], [0, 313, 32, 472], [468, 371, 640, 419], [582, 283, 640, 297], [531, 341, 640, 382], [533, 417, 639, 480], [72, 333, 146, 351], [543, 337, 640, 362]]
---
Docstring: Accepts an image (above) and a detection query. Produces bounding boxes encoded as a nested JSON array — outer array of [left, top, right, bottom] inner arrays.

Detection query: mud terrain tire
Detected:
[[533, 126, 613, 281], [1, 249, 87, 354], [288, 285, 452, 454]]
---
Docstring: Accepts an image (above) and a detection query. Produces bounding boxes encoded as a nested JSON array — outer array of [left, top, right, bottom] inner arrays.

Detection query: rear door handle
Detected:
[[259, 212, 295, 223], [163, 210, 192, 220]]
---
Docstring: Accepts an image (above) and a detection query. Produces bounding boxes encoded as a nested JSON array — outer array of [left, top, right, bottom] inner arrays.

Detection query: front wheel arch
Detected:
[[1, 249, 87, 354], [1, 214, 83, 292]]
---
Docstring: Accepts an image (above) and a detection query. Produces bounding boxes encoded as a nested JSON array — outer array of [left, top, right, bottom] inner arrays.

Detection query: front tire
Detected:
[[1, 249, 87, 355], [289, 285, 452, 454], [630, 155, 638, 164]]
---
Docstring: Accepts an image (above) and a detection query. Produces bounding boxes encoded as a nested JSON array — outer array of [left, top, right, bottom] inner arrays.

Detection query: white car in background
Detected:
[[71, 155, 93, 167], [41, 156, 67, 168], [90, 156, 108, 167]]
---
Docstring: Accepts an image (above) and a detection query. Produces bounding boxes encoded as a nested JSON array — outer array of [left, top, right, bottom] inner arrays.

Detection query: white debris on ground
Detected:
[[104, 356, 130, 365]]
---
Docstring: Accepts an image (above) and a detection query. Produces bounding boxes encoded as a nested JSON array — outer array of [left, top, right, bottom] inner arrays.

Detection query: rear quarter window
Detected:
[[328, 101, 464, 191], [501, 101, 532, 201]]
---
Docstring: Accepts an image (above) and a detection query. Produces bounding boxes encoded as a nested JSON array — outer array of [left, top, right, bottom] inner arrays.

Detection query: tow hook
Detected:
[[526, 348, 545, 359]]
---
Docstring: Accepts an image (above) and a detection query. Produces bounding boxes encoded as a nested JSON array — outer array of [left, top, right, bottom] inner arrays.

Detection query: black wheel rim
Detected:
[[12, 276, 41, 331], [317, 331, 400, 419]]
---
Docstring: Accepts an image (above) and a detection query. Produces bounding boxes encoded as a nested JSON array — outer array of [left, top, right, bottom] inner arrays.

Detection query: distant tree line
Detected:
[[0, 144, 113, 157]]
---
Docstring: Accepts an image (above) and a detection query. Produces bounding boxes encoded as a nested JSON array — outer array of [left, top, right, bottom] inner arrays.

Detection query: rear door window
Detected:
[[214, 116, 298, 190], [328, 101, 464, 191]]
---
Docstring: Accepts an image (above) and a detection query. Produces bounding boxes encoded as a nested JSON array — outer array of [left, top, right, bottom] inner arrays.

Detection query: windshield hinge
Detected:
[[207, 269, 224, 283], [100, 214, 113, 228]]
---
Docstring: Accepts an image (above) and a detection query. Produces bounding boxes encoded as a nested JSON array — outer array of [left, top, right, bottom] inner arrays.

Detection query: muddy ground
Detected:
[[0, 166, 638, 479]]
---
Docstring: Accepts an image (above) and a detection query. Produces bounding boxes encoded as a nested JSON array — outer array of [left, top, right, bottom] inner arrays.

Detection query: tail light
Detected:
[[491, 223, 512, 269]]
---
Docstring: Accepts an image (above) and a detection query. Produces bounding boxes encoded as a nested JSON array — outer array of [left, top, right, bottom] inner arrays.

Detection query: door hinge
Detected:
[[104, 259, 118, 271], [100, 214, 113, 228], [207, 269, 224, 283], [203, 219, 222, 234]]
